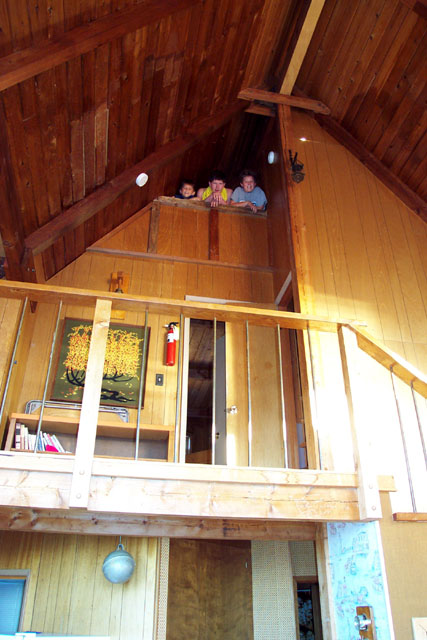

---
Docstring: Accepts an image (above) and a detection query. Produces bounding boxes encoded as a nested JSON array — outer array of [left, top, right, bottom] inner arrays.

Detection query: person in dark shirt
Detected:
[[174, 180, 198, 199]]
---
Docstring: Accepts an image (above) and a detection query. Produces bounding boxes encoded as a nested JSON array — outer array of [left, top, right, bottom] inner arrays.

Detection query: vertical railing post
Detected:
[[338, 325, 381, 520], [34, 301, 63, 452], [211, 318, 217, 466], [276, 324, 289, 468], [174, 313, 184, 463], [246, 321, 252, 467], [0, 297, 28, 428], [69, 299, 112, 508], [135, 309, 149, 460]]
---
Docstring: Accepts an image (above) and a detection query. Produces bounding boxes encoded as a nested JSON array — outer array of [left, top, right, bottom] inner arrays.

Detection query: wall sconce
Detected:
[[103, 537, 135, 584], [288, 150, 305, 183]]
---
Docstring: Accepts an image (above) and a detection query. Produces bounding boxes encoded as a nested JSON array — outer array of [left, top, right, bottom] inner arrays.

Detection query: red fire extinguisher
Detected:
[[166, 322, 179, 366]]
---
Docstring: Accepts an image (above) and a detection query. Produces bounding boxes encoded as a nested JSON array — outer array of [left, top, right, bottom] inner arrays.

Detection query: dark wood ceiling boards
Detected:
[[0, 0, 425, 282], [296, 0, 427, 202]]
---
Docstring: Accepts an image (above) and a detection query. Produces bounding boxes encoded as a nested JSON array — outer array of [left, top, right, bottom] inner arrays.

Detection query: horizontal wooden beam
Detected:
[[238, 88, 330, 115], [350, 325, 427, 398], [24, 100, 246, 256], [0, 506, 318, 539], [301, 102, 427, 223], [0, 279, 365, 332], [393, 512, 427, 522], [0, 0, 198, 91], [88, 246, 275, 273], [245, 102, 276, 117]]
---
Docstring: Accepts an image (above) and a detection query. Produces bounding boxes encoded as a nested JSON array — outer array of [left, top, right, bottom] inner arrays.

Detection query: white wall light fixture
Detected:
[[135, 172, 148, 187]]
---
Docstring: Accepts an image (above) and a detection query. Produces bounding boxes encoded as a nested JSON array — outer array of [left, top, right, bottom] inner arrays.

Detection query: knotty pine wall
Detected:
[[0, 530, 159, 639]]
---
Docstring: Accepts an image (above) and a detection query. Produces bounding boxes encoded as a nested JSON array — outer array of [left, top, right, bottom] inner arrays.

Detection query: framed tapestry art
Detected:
[[51, 318, 150, 408]]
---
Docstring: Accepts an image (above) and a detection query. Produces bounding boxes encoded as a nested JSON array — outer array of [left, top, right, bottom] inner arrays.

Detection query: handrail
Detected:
[[0, 280, 364, 332], [347, 324, 427, 398]]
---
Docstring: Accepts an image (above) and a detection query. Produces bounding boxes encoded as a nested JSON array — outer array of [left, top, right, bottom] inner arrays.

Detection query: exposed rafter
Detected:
[[24, 100, 247, 256], [280, 0, 326, 95], [0, 0, 198, 92]]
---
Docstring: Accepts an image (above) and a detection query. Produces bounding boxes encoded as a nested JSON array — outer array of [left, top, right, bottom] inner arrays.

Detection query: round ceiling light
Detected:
[[135, 172, 148, 187]]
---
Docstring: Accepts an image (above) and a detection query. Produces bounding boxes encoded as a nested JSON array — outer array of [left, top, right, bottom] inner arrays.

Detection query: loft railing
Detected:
[[0, 280, 425, 522]]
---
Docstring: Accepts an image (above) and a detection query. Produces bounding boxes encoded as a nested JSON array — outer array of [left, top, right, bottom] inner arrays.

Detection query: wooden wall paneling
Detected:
[[348, 157, 401, 341], [250, 270, 274, 304], [232, 269, 253, 302], [0, 298, 21, 437], [280, 329, 300, 469], [218, 212, 237, 264], [329, 131, 381, 330], [294, 115, 336, 317], [156, 205, 174, 255], [144, 537, 161, 639], [196, 263, 213, 298], [167, 539, 200, 640], [120, 536, 146, 639], [89, 535, 114, 637], [367, 183, 413, 348], [250, 325, 284, 468], [31, 534, 64, 632], [180, 208, 200, 259], [172, 261, 189, 300], [378, 183, 426, 346], [19, 532, 44, 632], [296, 113, 355, 318], [68, 536, 99, 635]]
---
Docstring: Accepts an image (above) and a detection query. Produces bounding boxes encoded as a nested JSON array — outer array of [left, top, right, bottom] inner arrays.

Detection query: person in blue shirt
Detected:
[[174, 180, 198, 199], [230, 169, 267, 213]]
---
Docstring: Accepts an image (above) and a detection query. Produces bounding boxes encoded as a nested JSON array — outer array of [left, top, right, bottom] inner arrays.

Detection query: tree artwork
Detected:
[[51, 319, 149, 407]]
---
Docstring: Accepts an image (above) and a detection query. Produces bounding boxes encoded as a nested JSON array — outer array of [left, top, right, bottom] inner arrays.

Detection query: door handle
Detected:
[[226, 405, 238, 414]]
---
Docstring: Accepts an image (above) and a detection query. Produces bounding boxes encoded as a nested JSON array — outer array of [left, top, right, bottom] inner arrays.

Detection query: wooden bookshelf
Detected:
[[4, 413, 175, 461]]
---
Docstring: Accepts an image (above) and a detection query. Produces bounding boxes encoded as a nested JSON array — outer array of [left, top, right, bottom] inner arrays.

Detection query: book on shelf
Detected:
[[14, 426, 67, 453]]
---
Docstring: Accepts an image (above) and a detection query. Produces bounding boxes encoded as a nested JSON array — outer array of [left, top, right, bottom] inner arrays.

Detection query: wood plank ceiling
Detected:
[[0, 0, 425, 282]]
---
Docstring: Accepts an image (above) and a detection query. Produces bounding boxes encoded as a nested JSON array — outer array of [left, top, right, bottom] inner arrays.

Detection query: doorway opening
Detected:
[[296, 579, 323, 639], [185, 318, 226, 465]]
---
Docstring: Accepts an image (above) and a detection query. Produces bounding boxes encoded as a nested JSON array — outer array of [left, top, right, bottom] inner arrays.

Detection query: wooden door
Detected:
[[225, 322, 285, 468], [167, 539, 253, 640]]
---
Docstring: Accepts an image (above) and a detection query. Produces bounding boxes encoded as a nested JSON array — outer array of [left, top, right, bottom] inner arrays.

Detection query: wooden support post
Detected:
[[315, 524, 337, 640], [338, 325, 381, 520], [147, 202, 159, 253], [209, 209, 219, 260], [69, 299, 112, 508]]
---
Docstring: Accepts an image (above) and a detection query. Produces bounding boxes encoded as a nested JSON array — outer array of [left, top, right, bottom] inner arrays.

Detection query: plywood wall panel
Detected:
[[0, 531, 159, 640]]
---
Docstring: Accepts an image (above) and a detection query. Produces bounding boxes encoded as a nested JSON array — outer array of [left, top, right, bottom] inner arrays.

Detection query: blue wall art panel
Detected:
[[327, 522, 394, 640]]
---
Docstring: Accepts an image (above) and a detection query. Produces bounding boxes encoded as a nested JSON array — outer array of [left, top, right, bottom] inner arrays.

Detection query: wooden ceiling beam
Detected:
[[0, 506, 318, 539], [24, 100, 247, 256], [238, 88, 330, 115], [399, 0, 427, 18], [0, 0, 198, 92], [280, 0, 327, 95]]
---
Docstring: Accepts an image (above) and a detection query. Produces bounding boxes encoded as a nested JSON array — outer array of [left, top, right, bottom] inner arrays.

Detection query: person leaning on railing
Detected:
[[230, 169, 267, 213]]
